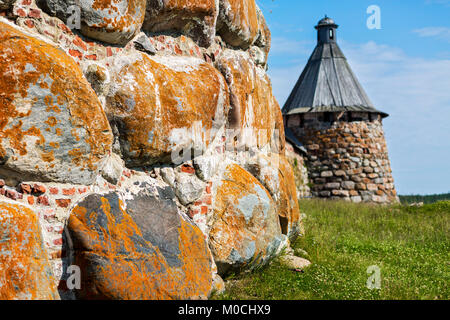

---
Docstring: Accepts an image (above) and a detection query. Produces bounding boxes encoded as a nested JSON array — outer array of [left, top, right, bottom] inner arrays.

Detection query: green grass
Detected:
[[215, 200, 450, 300]]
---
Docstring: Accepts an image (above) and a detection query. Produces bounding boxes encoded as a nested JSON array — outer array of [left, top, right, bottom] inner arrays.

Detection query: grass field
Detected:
[[215, 200, 450, 300]]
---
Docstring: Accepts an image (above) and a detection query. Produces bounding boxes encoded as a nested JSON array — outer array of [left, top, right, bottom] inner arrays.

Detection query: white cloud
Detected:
[[413, 27, 450, 43], [269, 40, 450, 194]]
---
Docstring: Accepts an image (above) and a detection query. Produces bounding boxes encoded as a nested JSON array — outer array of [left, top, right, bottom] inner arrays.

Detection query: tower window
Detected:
[[329, 29, 334, 40]]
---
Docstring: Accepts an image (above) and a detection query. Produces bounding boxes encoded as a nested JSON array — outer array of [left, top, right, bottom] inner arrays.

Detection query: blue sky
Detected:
[[257, 0, 450, 195]]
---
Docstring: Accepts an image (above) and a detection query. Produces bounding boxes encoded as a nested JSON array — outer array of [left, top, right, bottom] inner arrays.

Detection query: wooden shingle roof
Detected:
[[282, 18, 388, 118]]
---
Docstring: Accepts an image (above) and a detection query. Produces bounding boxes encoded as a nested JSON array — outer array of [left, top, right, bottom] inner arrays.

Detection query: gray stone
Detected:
[[341, 181, 355, 190], [37, 0, 147, 45], [280, 255, 312, 270], [325, 182, 340, 189], [321, 171, 333, 178], [133, 32, 156, 55]]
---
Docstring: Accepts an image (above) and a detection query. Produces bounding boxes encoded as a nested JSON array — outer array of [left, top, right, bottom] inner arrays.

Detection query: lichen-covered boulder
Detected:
[[0, 200, 59, 300], [67, 189, 214, 300], [246, 153, 302, 240], [144, 0, 218, 47], [106, 52, 229, 167], [208, 163, 286, 275], [217, 0, 259, 49], [0, 21, 113, 185], [252, 6, 271, 65], [216, 50, 285, 153], [36, 0, 147, 45]]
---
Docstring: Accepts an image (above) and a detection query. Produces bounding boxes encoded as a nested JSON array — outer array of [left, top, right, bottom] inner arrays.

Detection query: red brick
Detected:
[[78, 187, 87, 194], [5, 189, 18, 200], [49, 187, 59, 195], [16, 8, 27, 17], [62, 187, 76, 196], [181, 164, 195, 174], [201, 206, 208, 215], [85, 54, 97, 60], [59, 23, 72, 34], [205, 185, 211, 194], [188, 209, 199, 219], [24, 19, 34, 28], [19, 183, 32, 194], [73, 36, 87, 51], [56, 199, 71, 208], [22, 0, 32, 5], [33, 184, 46, 194], [27, 196, 35, 205], [53, 238, 63, 246], [106, 47, 113, 57], [37, 195, 50, 206], [203, 195, 212, 205], [28, 8, 41, 18], [68, 49, 82, 59]]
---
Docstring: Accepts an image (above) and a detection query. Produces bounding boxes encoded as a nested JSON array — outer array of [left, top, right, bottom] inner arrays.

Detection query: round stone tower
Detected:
[[282, 16, 398, 204]]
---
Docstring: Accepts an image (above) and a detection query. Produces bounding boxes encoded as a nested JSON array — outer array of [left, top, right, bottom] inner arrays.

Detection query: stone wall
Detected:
[[287, 113, 398, 204], [0, 0, 302, 300]]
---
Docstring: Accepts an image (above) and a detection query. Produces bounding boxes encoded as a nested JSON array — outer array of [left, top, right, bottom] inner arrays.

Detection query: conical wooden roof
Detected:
[[282, 18, 388, 118]]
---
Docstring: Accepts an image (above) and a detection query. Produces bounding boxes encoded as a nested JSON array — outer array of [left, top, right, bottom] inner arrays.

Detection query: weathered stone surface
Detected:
[[288, 115, 398, 203], [216, 50, 284, 153], [37, 0, 147, 45], [209, 163, 286, 275], [280, 255, 311, 270], [67, 190, 213, 300], [0, 0, 14, 10], [0, 200, 59, 300], [143, 0, 218, 47], [246, 153, 302, 241], [252, 5, 271, 65], [217, 0, 259, 49], [0, 21, 113, 185], [106, 51, 229, 167]]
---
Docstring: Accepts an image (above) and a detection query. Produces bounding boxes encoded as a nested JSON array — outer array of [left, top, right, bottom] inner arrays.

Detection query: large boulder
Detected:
[[106, 52, 229, 167], [246, 153, 302, 240], [0, 200, 59, 300], [67, 188, 214, 300], [144, 0, 218, 47], [36, 0, 147, 45], [216, 50, 285, 154], [0, 21, 113, 185], [217, 0, 259, 49], [208, 163, 286, 275]]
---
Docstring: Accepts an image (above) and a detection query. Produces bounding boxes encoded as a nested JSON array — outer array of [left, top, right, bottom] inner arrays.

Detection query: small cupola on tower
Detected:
[[315, 15, 338, 44]]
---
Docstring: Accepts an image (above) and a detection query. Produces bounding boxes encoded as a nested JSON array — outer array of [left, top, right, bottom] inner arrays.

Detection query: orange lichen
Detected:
[[108, 53, 229, 165], [68, 193, 213, 300], [0, 201, 59, 300], [217, 51, 284, 152], [218, 0, 259, 48], [0, 21, 113, 179], [208, 164, 281, 273]]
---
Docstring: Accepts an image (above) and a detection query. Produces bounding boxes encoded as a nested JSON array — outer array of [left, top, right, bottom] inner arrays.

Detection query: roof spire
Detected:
[[315, 15, 338, 44]]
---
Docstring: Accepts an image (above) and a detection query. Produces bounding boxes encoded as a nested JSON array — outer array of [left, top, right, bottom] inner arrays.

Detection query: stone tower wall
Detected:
[[288, 113, 397, 203]]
